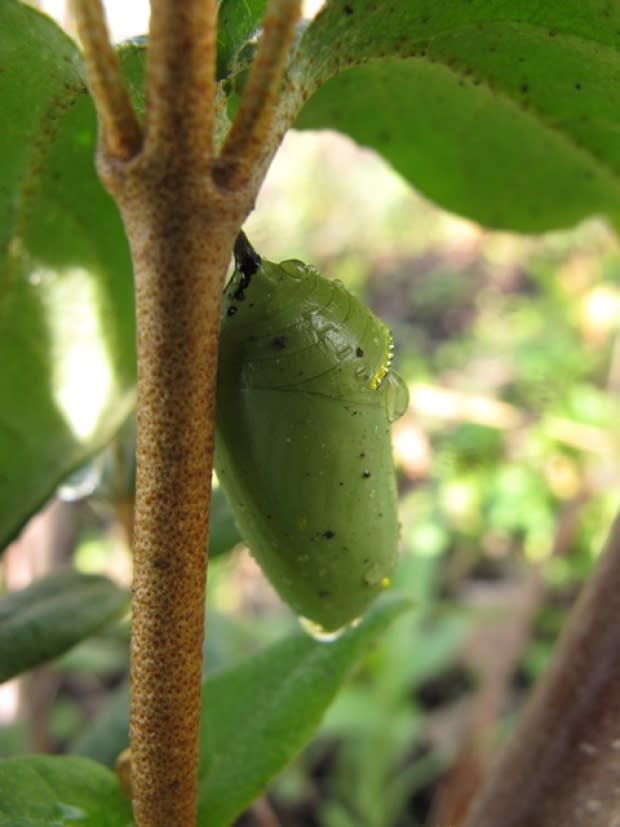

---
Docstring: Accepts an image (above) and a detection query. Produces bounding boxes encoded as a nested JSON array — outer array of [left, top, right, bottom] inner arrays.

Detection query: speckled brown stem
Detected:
[[464, 513, 620, 827], [72, 0, 141, 158], [114, 169, 244, 826], [72, 0, 302, 823]]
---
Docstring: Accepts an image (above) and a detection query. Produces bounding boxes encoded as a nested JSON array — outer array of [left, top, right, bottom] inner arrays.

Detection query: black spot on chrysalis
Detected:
[[232, 231, 262, 301]]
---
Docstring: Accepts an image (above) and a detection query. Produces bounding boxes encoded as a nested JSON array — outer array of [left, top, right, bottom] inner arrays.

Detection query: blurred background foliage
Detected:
[[2, 129, 620, 826]]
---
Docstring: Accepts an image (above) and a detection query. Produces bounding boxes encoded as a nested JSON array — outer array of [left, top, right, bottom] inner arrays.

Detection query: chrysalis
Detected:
[[215, 234, 409, 631]]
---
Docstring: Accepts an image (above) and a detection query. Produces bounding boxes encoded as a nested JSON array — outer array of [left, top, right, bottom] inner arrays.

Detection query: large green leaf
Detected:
[[0, 1, 136, 552], [197, 592, 413, 827], [292, 0, 620, 231], [0, 755, 132, 826], [0, 571, 128, 682]]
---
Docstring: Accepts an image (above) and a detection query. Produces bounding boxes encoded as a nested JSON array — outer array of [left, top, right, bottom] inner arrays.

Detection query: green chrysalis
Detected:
[[214, 234, 409, 632]]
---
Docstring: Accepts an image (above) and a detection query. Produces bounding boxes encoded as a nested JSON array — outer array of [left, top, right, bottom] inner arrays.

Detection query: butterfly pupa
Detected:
[[215, 234, 409, 631]]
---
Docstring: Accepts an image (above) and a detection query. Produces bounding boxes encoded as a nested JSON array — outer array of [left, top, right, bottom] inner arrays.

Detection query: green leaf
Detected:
[[197, 592, 414, 827], [0, 571, 129, 682], [292, 0, 620, 231], [0, 1, 136, 552], [0, 755, 132, 826], [217, 0, 268, 80]]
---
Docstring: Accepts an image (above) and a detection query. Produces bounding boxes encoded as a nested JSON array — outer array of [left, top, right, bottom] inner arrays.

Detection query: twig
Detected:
[[71, 0, 142, 159], [219, 0, 302, 186], [144, 0, 218, 161], [75, 0, 307, 823]]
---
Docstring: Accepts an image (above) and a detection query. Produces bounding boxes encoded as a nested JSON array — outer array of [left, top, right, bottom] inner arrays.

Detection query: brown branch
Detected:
[[144, 0, 218, 161], [219, 0, 302, 186], [71, 0, 142, 159], [464, 513, 620, 827], [75, 3, 228, 824]]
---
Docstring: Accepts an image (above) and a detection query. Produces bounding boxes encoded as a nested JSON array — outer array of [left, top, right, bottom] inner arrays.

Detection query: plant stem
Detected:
[[464, 514, 620, 827], [73, 0, 304, 822], [72, 0, 141, 158], [145, 0, 218, 162], [121, 187, 239, 826], [219, 0, 302, 187]]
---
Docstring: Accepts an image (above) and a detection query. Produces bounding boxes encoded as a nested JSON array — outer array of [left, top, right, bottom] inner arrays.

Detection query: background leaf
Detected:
[[0, 1, 136, 552], [0, 571, 128, 682], [292, 0, 620, 231], [216, 0, 268, 80], [0, 755, 132, 826], [197, 592, 413, 827], [70, 682, 130, 769]]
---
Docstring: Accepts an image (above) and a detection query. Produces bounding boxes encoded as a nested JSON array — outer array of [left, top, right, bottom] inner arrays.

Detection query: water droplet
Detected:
[[279, 259, 309, 281], [384, 371, 409, 422]]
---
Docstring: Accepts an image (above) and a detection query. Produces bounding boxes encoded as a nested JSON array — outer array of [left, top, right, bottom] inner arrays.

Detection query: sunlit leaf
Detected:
[[0, 2, 136, 552]]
